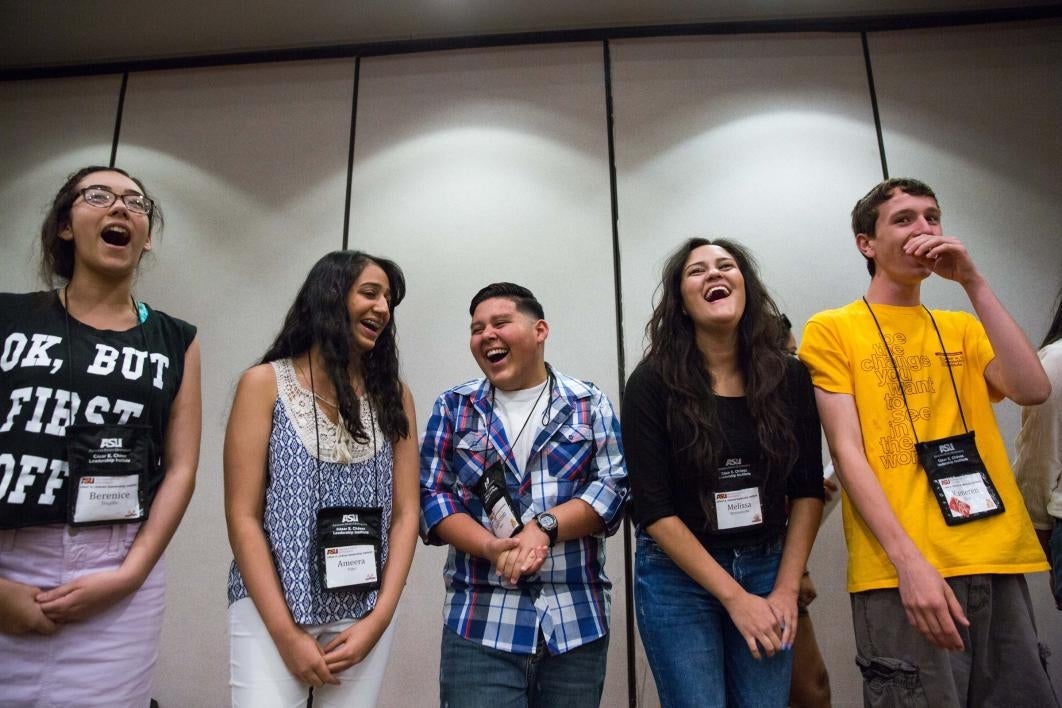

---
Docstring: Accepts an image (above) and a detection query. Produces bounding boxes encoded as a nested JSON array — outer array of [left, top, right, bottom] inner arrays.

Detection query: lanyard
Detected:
[[61, 287, 153, 424], [307, 356, 379, 509], [484, 373, 553, 470], [861, 297, 970, 444]]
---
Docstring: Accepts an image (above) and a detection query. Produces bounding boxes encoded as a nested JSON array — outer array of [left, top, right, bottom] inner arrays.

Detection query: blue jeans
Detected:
[[636, 534, 792, 708], [439, 627, 608, 708]]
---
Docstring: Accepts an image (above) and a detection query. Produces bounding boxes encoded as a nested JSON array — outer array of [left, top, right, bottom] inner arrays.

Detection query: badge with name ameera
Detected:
[[323, 544, 378, 589], [66, 423, 152, 526], [316, 506, 382, 592], [916, 431, 1004, 526]]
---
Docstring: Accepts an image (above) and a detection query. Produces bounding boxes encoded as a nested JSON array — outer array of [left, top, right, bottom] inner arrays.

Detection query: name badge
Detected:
[[714, 486, 764, 530], [916, 431, 1004, 526], [316, 506, 383, 593], [66, 423, 153, 527], [72, 474, 143, 524], [937, 472, 999, 520], [474, 461, 523, 538], [323, 544, 378, 589]]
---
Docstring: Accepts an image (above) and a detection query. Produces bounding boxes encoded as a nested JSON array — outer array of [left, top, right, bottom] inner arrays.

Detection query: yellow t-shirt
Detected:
[[799, 300, 1047, 592]]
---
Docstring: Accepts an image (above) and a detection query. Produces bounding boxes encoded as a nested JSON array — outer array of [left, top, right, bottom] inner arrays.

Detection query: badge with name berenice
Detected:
[[66, 423, 151, 526], [72, 474, 142, 524]]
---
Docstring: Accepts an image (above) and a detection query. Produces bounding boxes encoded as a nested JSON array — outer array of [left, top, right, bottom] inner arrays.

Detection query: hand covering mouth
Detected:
[[705, 286, 730, 303], [101, 226, 131, 246], [485, 347, 508, 363]]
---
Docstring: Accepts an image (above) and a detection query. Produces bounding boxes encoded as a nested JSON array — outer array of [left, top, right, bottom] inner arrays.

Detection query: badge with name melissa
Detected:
[[474, 461, 524, 538], [316, 506, 382, 592], [708, 457, 765, 532], [916, 431, 1004, 525], [66, 423, 151, 526]]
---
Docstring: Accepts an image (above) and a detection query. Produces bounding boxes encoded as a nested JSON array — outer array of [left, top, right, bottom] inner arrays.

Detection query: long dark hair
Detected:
[[644, 238, 797, 481], [1044, 285, 1062, 349], [39, 165, 163, 285], [261, 251, 409, 443]]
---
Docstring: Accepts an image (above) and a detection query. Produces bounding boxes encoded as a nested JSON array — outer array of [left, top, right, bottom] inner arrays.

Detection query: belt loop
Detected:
[[109, 523, 122, 552]]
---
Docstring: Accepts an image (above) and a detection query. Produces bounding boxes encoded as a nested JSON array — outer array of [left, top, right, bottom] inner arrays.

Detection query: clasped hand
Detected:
[[724, 588, 797, 660], [485, 525, 549, 585]]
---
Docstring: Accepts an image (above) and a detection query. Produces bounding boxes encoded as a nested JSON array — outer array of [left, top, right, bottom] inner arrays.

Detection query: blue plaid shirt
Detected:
[[420, 365, 628, 655]]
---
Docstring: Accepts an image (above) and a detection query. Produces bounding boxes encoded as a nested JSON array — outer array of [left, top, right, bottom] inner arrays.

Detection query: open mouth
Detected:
[[705, 286, 730, 303], [485, 347, 508, 364], [361, 319, 383, 334], [100, 226, 131, 247]]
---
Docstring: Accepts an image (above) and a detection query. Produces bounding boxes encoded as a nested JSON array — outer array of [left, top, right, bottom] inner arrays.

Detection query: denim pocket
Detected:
[[856, 655, 929, 708]]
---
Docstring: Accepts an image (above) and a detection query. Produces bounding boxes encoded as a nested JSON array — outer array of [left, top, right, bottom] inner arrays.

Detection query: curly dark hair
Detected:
[[39, 165, 163, 285], [261, 251, 409, 443], [644, 238, 797, 491], [851, 178, 938, 277]]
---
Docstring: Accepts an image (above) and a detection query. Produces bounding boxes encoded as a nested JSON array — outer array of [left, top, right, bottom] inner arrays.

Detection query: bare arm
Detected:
[[432, 513, 519, 567], [38, 338, 202, 622], [322, 385, 421, 671], [225, 364, 337, 688], [815, 388, 968, 650], [0, 577, 57, 635], [644, 515, 784, 659], [905, 234, 1049, 403], [766, 496, 822, 648]]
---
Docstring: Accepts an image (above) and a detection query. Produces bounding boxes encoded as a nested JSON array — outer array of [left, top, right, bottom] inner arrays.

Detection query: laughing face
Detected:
[[858, 189, 942, 286], [347, 262, 392, 353], [680, 244, 746, 335], [469, 296, 548, 391], [60, 170, 152, 279]]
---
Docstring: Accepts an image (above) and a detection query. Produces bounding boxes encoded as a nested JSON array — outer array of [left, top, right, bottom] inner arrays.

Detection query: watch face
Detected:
[[538, 513, 557, 531]]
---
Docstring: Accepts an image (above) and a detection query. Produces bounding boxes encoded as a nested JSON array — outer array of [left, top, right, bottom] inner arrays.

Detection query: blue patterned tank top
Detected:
[[227, 359, 394, 624]]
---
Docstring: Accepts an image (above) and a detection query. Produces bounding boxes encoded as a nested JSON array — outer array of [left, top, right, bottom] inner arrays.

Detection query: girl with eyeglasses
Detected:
[[622, 238, 824, 707], [0, 166, 201, 706], [224, 251, 419, 707]]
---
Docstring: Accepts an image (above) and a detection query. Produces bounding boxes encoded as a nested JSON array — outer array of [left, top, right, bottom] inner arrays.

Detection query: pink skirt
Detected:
[[0, 523, 165, 708]]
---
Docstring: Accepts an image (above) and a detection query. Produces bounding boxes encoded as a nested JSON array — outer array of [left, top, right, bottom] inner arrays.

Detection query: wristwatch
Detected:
[[534, 512, 559, 547]]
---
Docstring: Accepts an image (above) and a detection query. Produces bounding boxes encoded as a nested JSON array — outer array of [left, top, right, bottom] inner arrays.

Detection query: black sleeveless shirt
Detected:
[[0, 291, 196, 529]]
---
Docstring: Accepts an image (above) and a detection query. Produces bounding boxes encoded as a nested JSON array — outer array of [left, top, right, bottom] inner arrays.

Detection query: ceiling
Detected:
[[2, 0, 1057, 74]]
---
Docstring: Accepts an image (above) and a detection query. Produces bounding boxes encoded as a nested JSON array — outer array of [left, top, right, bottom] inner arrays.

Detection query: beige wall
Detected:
[[1, 19, 1059, 707]]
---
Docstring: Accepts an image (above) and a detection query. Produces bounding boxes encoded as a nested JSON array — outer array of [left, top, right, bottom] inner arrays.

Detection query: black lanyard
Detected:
[[862, 297, 969, 444], [61, 287, 153, 423], [307, 356, 379, 508], [483, 372, 553, 471]]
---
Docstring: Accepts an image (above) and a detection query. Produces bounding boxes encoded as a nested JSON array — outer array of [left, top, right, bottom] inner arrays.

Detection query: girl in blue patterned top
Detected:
[[225, 251, 419, 707]]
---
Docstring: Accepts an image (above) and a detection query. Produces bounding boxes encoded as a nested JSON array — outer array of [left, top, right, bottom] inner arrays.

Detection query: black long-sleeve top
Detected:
[[622, 356, 824, 550]]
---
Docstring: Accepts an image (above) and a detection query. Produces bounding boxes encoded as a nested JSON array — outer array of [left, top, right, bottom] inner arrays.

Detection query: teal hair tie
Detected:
[[137, 301, 149, 324]]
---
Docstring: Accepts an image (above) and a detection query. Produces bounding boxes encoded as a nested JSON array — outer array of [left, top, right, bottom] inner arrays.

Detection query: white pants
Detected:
[[229, 597, 396, 708]]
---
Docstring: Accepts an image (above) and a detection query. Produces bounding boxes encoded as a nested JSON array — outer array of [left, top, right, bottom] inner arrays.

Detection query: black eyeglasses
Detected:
[[78, 186, 154, 215]]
